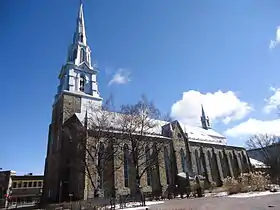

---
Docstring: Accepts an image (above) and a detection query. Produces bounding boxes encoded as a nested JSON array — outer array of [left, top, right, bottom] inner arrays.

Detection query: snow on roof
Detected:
[[249, 158, 269, 169], [178, 121, 226, 145], [75, 109, 168, 136], [75, 107, 226, 145]]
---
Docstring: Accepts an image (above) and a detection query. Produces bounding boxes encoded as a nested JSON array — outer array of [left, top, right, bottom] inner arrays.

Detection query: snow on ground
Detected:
[[228, 191, 280, 198], [205, 192, 228, 197], [114, 201, 164, 210]]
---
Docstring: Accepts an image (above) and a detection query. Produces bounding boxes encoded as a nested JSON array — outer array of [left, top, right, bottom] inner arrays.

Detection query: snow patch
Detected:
[[205, 192, 228, 197], [113, 201, 164, 210], [249, 158, 269, 168], [228, 191, 280, 198]]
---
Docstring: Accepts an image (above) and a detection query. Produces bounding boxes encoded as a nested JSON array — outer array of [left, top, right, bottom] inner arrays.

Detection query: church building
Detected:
[[42, 2, 251, 204]]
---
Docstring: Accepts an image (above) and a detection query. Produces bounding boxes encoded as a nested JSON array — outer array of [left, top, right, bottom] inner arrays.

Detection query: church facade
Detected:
[[42, 2, 251, 204]]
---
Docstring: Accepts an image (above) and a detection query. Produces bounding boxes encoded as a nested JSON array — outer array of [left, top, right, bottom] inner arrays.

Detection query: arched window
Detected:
[[83, 49, 87, 62], [220, 151, 228, 178], [98, 143, 105, 188], [180, 148, 187, 172], [177, 133, 182, 139], [80, 48, 86, 63], [145, 146, 152, 186], [238, 153, 243, 172], [195, 150, 203, 175], [229, 152, 237, 178], [123, 144, 129, 187], [79, 75, 85, 92], [242, 152, 249, 173], [164, 147, 170, 184]]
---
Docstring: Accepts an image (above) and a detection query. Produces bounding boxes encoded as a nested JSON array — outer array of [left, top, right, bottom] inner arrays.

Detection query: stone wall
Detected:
[[62, 94, 81, 123], [44, 101, 252, 204], [43, 93, 83, 204], [188, 141, 250, 186]]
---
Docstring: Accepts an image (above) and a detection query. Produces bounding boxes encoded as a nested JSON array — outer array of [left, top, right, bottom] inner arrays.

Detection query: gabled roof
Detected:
[[178, 121, 226, 145], [75, 109, 167, 136], [249, 158, 269, 169], [75, 108, 227, 145], [77, 61, 96, 72]]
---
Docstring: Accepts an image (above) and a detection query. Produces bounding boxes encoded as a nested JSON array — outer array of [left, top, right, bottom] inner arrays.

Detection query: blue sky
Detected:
[[2, 0, 280, 175]]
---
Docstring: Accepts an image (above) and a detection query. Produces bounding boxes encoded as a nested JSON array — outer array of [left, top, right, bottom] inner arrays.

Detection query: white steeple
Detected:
[[74, 2, 87, 46], [54, 1, 102, 106]]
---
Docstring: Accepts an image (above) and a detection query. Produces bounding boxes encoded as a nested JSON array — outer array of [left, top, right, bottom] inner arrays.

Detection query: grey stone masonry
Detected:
[[242, 150, 251, 173], [62, 94, 81, 123], [213, 149, 223, 186], [224, 149, 234, 178], [158, 147, 168, 194], [44, 106, 252, 204], [234, 151, 242, 174], [190, 150, 197, 174], [202, 148, 213, 183]]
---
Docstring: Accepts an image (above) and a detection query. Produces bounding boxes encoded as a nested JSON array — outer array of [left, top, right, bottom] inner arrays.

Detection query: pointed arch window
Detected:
[[98, 143, 105, 188], [195, 150, 204, 175], [164, 147, 170, 184], [124, 144, 129, 187], [79, 75, 85, 92], [180, 148, 187, 172], [145, 146, 152, 186], [80, 48, 87, 63]]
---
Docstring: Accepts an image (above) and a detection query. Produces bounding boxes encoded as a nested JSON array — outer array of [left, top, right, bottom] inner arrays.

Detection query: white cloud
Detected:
[[263, 86, 280, 114], [171, 90, 252, 126], [108, 68, 131, 86], [269, 26, 280, 49], [225, 118, 280, 138]]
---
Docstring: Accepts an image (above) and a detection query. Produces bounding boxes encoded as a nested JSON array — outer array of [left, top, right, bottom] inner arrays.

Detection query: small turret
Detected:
[[200, 105, 211, 130]]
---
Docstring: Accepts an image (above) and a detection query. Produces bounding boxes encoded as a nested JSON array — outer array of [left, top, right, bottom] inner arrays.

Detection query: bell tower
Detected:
[[54, 1, 102, 108], [43, 1, 102, 203]]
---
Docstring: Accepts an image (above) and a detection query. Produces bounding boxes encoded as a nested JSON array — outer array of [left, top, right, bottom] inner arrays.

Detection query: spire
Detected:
[[201, 104, 206, 119], [200, 104, 211, 130], [54, 0, 103, 106], [74, 0, 87, 45], [66, 0, 94, 67]]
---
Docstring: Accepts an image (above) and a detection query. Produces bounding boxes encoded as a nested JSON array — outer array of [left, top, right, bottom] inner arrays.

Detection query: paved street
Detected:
[[149, 194, 280, 210]]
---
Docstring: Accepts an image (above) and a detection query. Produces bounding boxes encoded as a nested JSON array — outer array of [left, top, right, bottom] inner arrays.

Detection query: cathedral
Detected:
[[42, 2, 251, 204]]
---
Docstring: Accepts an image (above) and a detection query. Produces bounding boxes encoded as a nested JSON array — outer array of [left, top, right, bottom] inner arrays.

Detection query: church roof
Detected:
[[75, 108, 226, 145], [249, 158, 269, 169], [75, 109, 168, 138], [178, 121, 226, 145]]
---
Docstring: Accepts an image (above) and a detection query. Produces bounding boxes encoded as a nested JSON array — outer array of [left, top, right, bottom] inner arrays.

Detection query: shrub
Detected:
[[223, 171, 270, 195], [203, 181, 216, 192], [223, 176, 241, 195]]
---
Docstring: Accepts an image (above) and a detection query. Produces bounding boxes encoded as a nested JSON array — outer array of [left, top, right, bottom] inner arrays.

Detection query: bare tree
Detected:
[[63, 99, 122, 199], [246, 134, 280, 182], [117, 96, 168, 201], [63, 96, 168, 202], [161, 111, 173, 122]]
